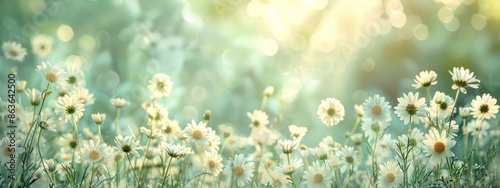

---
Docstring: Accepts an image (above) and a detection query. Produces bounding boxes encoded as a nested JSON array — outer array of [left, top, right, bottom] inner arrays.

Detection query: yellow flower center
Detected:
[[299, 144, 307, 150], [208, 160, 216, 168], [372, 105, 382, 116], [433, 141, 446, 154], [192, 130, 203, 140], [233, 166, 244, 176], [3, 146, 14, 156], [45, 72, 58, 83], [88, 149, 101, 161], [313, 173, 324, 183], [9, 49, 18, 57], [385, 172, 396, 183]]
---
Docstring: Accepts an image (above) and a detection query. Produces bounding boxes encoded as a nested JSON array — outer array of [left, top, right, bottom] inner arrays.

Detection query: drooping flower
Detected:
[[303, 161, 333, 188], [394, 92, 427, 125], [54, 94, 85, 123], [161, 143, 192, 158], [377, 160, 403, 188], [317, 97, 345, 126], [449, 67, 480, 94], [36, 61, 69, 90], [412, 70, 438, 89], [148, 73, 173, 98], [470, 93, 499, 120], [422, 129, 456, 166], [2, 41, 27, 61]]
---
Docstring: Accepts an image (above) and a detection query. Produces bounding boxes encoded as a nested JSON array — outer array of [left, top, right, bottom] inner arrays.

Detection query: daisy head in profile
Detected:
[[449, 67, 480, 94], [412, 70, 437, 89], [2, 41, 27, 61], [422, 128, 456, 166], [317, 97, 345, 126]]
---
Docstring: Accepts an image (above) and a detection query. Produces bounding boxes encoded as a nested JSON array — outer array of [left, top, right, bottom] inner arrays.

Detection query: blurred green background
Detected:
[[1, 0, 499, 145]]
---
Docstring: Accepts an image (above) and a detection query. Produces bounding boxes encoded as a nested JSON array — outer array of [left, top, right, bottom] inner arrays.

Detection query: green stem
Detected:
[[161, 157, 174, 188], [37, 128, 56, 185], [98, 125, 103, 144], [89, 162, 95, 187], [115, 108, 121, 135], [260, 96, 268, 111], [127, 153, 140, 186]]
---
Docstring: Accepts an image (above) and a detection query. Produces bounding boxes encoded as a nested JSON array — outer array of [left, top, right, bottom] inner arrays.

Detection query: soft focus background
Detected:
[[1, 0, 500, 145]]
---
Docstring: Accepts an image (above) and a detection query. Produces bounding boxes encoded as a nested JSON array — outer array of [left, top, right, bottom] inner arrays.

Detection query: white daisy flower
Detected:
[[315, 144, 331, 160], [251, 127, 278, 146], [114, 135, 142, 157], [161, 142, 192, 158], [459, 107, 471, 120], [25, 88, 41, 106], [338, 146, 360, 173], [16, 80, 26, 93], [260, 170, 288, 188], [412, 70, 438, 89], [362, 94, 392, 122], [317, 97, 345, 126], [277, 158, 303, 175], [430, 91, 455, 118], [207, 127, 221, 152], [2, 41, 27, 61], [218, 124, 234, 138], [247, 110, 269, 129], [397, 128, 424, 153], [374, 134, 395, 161], [110, 97, 128, 109], [146, 103, 169, 126], [66, 63, 86, 89], [361, 118, 388, 141], [377, 160, 403, 188], [289, 124, 307, 141], [467, 120, 490, 137], [42, 159, 57, 173], [449, 67, 480, 94], [394, 92, 427, 125], [91, 113, 106, 125], [38, 112, 56, 132], [140, 127, 161, 139], [70, 87, 94, 106], [204, 150, 223, 177], [148, 73, 173, 98], [354, 104, 364, 117], [422, 129, 456, 166], [36, 61, 69, 89], [82, 140, 110, 166], [227, 154, 254, 187], [160, 119, 182, 142], [54, 94, 85, 123], [319, 136, 342, 150], [470, 93, 499, 120], [59, 133, 79, 151], [350, 133, 363, 146], [0, 137, 25, 165], [183, 120, 209, 145], [31, 35, 53, 57], [303, 161, 333, 188], [278, 139, 299, 154]]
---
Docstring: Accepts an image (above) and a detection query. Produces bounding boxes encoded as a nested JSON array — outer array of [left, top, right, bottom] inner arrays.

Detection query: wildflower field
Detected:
[[1, 0, 500, 187]]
